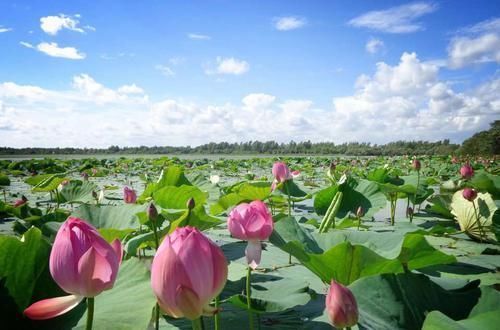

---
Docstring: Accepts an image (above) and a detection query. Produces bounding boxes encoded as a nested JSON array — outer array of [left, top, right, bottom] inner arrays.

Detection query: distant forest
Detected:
[[1, 121, 498, 156]]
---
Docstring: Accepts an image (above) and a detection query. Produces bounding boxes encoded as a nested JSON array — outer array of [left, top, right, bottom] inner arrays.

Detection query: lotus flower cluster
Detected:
[[227, 200, 274, 269], [151, 226, 228, 320], [271, 161, 299, 191], [24, 217, 122, 320], [325, 280, 359, 328]]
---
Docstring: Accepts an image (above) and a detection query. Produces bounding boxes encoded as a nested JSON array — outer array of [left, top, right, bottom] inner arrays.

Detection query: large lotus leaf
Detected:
[[280, 180, 307, 197], [153, 185, 207, 210], [314, 179, 386, 219], [72, 204, 146, 230], [269, 218, 455, 284], [74, 259, 156, 330], [226, 276, 311, 314], [25, 173, 69, 192], [139, 166, 192, 200], [210, 181, 271, 215], [422, 286, 500, 330], [0, 173, 10, 186], [351, 273, 481, 330], [366, 167, 390, 183], [59, 180, 97, 204], [469, 170, 500, 199], [424, 194, 454, 219], [450, 190, 497, 241], [0, 227, 51, 310]]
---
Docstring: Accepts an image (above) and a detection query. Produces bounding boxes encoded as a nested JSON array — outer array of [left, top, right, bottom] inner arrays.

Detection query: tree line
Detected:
[[1, 121, 497, 156]]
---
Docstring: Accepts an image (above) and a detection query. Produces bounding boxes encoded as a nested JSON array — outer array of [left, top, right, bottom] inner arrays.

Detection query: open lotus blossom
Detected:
[[24, 217, 122, 320], [271, 161, 299, 191], [325, 280, 359, 329], [227, 200, 274, 269], [460, 164, 474, 180], [123, 186, 137, 203], [151, 226, 228, 320]]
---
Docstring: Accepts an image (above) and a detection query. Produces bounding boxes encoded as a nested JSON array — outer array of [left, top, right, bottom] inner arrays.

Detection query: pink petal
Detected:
[[24, 295, 83, 320], [175, 285, 202, 320], [245, 240, 262, 270], [77, 246, 114, 296], [111, 239, 123, 266]]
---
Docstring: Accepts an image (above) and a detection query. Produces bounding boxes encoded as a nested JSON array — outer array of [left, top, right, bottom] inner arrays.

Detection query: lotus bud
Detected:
[[24, 217, 122, 320], [460, 164, 474, 180], [123, 186, 137, 204], [406, 207, 414, 218], [81, 172, 89, 181], [325, 280, 359, 329], [227, 201, 274, 269], [356, 206, 364, 218], [412, 159, 421, 171], [148, 203, 158, 222], [462, 188, 477, 202], [271, 161, 292, 191], [186, 197, 195, 210], [151, 226, 228, 320]]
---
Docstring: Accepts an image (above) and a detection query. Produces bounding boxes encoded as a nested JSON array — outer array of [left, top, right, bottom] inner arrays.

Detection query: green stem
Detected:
[[390, 194, 397, 226], [86, 297, 94, 330], [152, 221, 161, 330], [191, 317, 204, 330], [284, 182, 291, 217], [214, 296, 220, 330], [357, 216, 361, 231], [411, 171, 420, 220], [3, 189, 6, 202], [472, 201, 485, 242], [246, 267, 255, 330]]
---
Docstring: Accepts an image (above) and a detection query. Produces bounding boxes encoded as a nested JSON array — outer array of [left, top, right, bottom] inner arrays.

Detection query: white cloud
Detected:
[[117, 84, 144, 94], [365, 38, 385, 54], [22, 42, 86, 60], [348, 2, 437, 33], [0, 26, 12, 33], [206, 57, 249, 75], [40, 14, 89, 35], [447, 18, 500, 68], [274, 16, 307, 31], [155, 65, 175, 77], [1, 56, 498, 147], [188, 33, 211, 40]]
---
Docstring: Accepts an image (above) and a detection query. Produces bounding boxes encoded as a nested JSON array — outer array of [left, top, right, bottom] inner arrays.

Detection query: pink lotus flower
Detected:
[[271, 161, 294, 191], [151, 226, 228, 320], [123, 186, 137, 204], [228, 201, 274, 269], [460, 164, 474, 180], [325, 280, 359, 329], [24, 217, 122, 320], [13, 195, 28, 207]]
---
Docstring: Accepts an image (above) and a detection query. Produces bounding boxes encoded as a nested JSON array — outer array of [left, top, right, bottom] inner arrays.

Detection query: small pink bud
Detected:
[[325, 280, 359, 329], [81, 172, 89, 181], [462, 188, 477, 202], [13, 195, 28, 207], [123, 186, 137, 204], [412, 159, 421, 171], [186, 197, 196, 210], [460, 164, 474, 180], [148, 203, 158, 221]]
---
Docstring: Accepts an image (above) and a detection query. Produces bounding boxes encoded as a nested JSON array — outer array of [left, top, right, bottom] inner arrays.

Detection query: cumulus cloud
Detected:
[[155, 65, 175, 77], [1, 55, 498, 147], [348, 2, 437, 33], [365, 38, 385, 54], [447, 17, 500, 68], [40, 14, 94, 35], [20, 41, 85, 60], [206, 57, 249, 75], [188, 33, 211, 40], [274, 16, 307, 31]]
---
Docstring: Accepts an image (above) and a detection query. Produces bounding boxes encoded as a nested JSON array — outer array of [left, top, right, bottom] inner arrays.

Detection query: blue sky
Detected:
[[0, 1, 499, 147]]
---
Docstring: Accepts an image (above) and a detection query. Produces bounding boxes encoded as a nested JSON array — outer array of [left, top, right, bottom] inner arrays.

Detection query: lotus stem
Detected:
[[246, 266, 255, 330], [86, 297, 94, 330], [411, 171, 420, 221], [472, 201, 486, 242], [191, 317, 204, 330], [152, 217, 161, 330], [214, 296, 220, 330]]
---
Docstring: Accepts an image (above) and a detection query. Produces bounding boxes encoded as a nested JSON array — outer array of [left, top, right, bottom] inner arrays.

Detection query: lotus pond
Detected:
[[0, 155, 499, 329]]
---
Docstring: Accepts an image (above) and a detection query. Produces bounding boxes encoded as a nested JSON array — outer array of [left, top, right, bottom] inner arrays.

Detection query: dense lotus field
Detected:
[[0, 155, 499, 330]]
